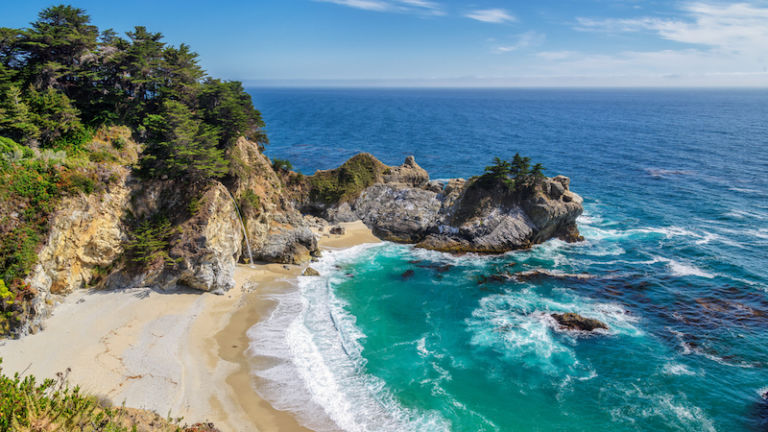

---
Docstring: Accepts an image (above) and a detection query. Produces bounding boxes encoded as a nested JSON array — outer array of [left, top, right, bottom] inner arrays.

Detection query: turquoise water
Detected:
[[247, 89, 768, 431]]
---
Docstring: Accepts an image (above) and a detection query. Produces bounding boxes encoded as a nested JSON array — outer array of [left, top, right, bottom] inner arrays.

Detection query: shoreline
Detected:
[[0, 221, 380, 432]]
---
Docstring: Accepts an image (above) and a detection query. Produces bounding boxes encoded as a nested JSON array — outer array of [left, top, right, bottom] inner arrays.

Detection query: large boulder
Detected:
[[551, 313, 608, 332]]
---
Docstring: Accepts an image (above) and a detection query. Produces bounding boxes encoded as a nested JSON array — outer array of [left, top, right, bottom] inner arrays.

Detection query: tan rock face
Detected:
[[229, 137, 318, 264], [171, 183, 242, 292], [28, 166, 131, 296]]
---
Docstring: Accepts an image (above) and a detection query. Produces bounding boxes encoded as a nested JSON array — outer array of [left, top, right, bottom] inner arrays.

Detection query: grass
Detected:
[[307, 153, 385, 205]]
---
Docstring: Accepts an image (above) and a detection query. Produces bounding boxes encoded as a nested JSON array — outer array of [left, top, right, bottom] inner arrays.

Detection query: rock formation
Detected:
[[12, 144, 583, 336], [551, 313, 608, 332], [299, 154, 584, 253]]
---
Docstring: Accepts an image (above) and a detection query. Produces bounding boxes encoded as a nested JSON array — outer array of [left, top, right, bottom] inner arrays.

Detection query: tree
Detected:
[[198, 78, 267, 147], [21, 5, 99, 91], [511, 153, 531, 177], [531, 163, 545, 178], [484, 156, 511, 179], [141, 100, 228, 182], [0, 86, 39, 144]]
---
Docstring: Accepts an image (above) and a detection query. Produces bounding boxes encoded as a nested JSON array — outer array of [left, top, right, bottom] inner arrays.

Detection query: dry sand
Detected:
[[0, 220, 379, 432]]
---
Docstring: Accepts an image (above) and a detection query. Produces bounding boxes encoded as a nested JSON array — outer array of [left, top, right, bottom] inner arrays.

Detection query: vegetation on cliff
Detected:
[[306, 153, 386, 205], [0, 5, 269, 334], [479, 153, 545, 189]]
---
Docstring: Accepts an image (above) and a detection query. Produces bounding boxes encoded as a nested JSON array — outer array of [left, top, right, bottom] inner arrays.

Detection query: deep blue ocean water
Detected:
[[246, 89, 768, 432]]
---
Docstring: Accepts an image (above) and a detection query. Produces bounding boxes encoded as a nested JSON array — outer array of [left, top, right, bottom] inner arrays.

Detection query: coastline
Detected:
[[0, 221, 380, 432]]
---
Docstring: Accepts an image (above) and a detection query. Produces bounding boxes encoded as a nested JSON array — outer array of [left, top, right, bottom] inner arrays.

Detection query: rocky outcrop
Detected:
[[303, 155, 583, 253], [551, 313, 608, 332], [229, 137, 318, 264]]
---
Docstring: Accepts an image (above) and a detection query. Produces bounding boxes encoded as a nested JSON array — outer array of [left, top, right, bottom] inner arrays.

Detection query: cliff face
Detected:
[[15, 138, 317, 336], [299, 155, 584, 253], [13, 142, 581, 336], [228, 137, 318, 264]]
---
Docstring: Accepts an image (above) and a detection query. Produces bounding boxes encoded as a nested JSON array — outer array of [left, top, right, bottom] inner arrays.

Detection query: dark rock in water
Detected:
[[329, 225, 346, 235], [303, 267, 320, 276], [414, 262, 454, 273], [515, 269, 594, 282], [401, 269, 415, 280], [477, 273, 513, 284], [551, 313, 608, 332]]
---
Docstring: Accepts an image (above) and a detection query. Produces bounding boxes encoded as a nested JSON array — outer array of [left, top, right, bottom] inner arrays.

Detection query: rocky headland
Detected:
[[9, 139, 583, 337]]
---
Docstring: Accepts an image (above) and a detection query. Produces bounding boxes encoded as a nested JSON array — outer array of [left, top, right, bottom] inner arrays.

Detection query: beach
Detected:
[[0, 221, 379, 432]]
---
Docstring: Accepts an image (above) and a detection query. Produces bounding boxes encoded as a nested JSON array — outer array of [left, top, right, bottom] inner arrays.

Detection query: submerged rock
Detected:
[[551, 313, 608, 332], [514, 269, 595, 282], [401, 269, 415, 280]]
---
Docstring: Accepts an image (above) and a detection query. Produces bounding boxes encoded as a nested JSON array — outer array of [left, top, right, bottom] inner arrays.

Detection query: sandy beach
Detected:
[[0, 221, 379, 432]]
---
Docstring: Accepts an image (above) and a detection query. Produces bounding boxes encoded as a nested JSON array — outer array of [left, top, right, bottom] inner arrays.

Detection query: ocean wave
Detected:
[[466, 289, 642, 378], [728, 186, 768, 196], [661, 362, 697, 376], [608, 385, 716, 432], [663, 258, 716, 279], [247, 245, 449, 432]]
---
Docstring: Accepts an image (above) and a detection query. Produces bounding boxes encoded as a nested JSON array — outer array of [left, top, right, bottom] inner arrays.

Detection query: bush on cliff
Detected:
[[307, 153, 384, 205]]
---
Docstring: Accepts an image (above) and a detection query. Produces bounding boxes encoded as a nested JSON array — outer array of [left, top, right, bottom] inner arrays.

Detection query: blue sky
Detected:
[[4, 1, 768, 86]]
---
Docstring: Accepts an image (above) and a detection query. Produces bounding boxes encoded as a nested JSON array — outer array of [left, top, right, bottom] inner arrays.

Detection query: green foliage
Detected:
[[0, 358, 202, 431], [140, 100, 229, 181], [125, 216, 179, 266], [479, 153, 546, 189], [111, 136, 126, 150], [0, 5, 268, 183], [271, 158, 292, 172], [240, 189, 261, 215], [308, 154, 381, 205]]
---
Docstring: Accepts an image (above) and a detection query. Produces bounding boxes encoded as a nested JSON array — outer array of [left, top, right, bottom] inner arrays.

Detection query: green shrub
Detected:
[[240, 189, 260, 214], [271, 158, 292, 172], [125, 217, 179, 266], [308, 153, 381, 205], [111, 136, 126, 150], [89, 150, 118, 163], [64, 172, 96, 194], [0, 358, 205, 431]]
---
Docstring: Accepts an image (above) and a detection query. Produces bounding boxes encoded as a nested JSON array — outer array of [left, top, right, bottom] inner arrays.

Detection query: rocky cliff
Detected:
[[299, 154, 583, 253], [15, 137, 318, 336], [12, 141, 581, 336]]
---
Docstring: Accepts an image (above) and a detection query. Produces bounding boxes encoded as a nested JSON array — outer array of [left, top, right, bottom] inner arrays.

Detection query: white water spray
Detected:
[[227, 190, 254, 266]]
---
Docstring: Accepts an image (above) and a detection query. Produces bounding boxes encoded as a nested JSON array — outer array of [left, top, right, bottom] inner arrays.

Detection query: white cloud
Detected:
[[315, 0, 443, 15], [465, 8, 517, 24], [575, 2, 768, 55], [495, 31, 545, 52]]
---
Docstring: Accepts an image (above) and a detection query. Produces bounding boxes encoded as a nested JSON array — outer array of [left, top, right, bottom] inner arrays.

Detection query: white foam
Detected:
[[246, 244, 449, 432], [609, 385, 716, 432], [666, 259, 715, 279], [661, 362, 696, 376], [467, 288, 642, 380]]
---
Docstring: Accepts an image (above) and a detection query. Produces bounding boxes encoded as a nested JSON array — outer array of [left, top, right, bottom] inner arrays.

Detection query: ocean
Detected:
[[246, 88, 768, 431]]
